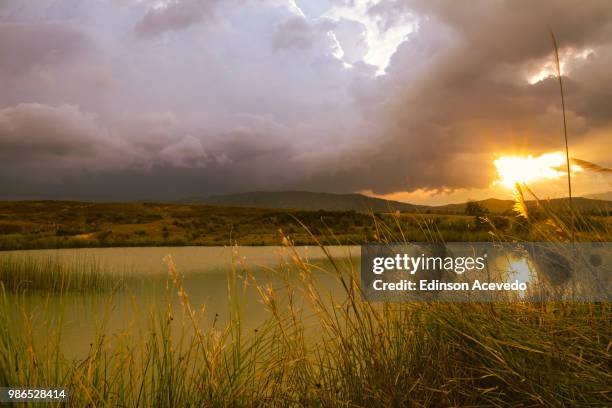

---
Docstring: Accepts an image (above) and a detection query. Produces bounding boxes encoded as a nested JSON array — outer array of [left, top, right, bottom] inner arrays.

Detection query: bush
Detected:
[[465, 200, 489, 216]]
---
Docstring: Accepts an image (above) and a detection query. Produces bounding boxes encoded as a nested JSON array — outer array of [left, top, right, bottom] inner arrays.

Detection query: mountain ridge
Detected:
[[182, 191, 612, 214], [182, 191, 428, 212], [584, 191, 612, 201]]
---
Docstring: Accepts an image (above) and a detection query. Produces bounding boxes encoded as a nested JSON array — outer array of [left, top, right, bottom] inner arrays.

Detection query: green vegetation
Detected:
[[0, 200, 609, 250], [464, 199, 489, 216], [0, 256, 116, 293]]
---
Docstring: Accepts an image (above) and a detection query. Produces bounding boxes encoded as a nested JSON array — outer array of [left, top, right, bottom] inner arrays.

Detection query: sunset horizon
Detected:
[[1, 1, 611, 204], [1, 1, 610, 407]]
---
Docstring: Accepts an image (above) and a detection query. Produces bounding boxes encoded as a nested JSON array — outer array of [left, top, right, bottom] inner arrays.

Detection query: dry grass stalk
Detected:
[[550, 30, 575, 241], [513, 182, 529, 219]]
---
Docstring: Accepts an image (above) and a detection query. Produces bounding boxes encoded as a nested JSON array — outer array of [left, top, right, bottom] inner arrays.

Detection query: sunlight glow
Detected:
[[494, 152, 582, 189]]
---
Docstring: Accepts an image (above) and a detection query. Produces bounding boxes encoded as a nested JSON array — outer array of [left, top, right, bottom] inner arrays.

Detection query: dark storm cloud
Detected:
[[1, 0, 611, 200], [0, 103, 304, 200], [134, 0, 217, 37], [159, 135, 209, 167], [0, 22, 90, 74], [0, 104, 118, 159], [300, 0, 612, 194]]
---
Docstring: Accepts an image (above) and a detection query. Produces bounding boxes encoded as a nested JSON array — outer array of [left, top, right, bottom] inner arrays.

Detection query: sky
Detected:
[[0, 0, 611, 204]]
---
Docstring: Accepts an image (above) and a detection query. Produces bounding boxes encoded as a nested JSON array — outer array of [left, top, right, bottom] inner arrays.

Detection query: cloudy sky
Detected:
[[1, 0, 611, 203]]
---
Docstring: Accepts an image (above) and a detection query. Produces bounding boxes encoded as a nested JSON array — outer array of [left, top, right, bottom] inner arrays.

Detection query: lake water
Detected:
[[2, 246, 359, 357], [4, 244, 602, 357]]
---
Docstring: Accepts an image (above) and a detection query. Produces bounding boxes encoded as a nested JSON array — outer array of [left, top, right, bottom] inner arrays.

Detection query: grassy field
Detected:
[[1, 200, 610, 250]]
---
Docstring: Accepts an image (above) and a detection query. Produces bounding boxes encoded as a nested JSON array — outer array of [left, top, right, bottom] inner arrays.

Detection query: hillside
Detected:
[[435, 197, 612, 214], [185, 191, 428, 212], [0, 200, 504, 250], [585, 191, 612, 201], [184, 191, 612, 214], [0, 199, 609, 250]]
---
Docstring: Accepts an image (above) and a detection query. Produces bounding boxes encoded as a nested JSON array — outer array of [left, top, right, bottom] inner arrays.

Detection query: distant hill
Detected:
[[183, 191, 612, 214], [184, 191, 428, 212], [434, 197, 612, 214], [539, 197, 612, 213], [584, 191, 612, 201]]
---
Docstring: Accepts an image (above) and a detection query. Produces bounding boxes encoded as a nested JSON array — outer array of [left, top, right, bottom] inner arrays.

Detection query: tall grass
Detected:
[[0, 209, 610, 406], [0, 255, 116, 293]]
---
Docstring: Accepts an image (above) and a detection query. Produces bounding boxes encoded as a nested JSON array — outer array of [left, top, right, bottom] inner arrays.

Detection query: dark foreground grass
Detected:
[[0, 243, 610, 407]]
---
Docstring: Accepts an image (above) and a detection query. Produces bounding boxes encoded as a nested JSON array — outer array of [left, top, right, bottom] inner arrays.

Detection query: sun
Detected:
[[493, 152, 581, 189]]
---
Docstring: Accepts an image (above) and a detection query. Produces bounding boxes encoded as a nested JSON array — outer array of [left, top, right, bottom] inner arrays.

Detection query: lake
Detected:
[[4, 244, 597, 358], [2, 246, 360, 357]]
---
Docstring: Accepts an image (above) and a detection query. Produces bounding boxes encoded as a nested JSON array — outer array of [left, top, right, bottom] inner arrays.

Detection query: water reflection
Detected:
[[505, 258, 533, 298]]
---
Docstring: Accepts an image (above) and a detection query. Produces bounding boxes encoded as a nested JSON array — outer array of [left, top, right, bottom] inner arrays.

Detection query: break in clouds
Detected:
[[1, 0, 611, 200]]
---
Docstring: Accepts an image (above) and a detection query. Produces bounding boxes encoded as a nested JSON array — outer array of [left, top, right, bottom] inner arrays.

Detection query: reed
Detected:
[[0, 255, 116, 293]]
